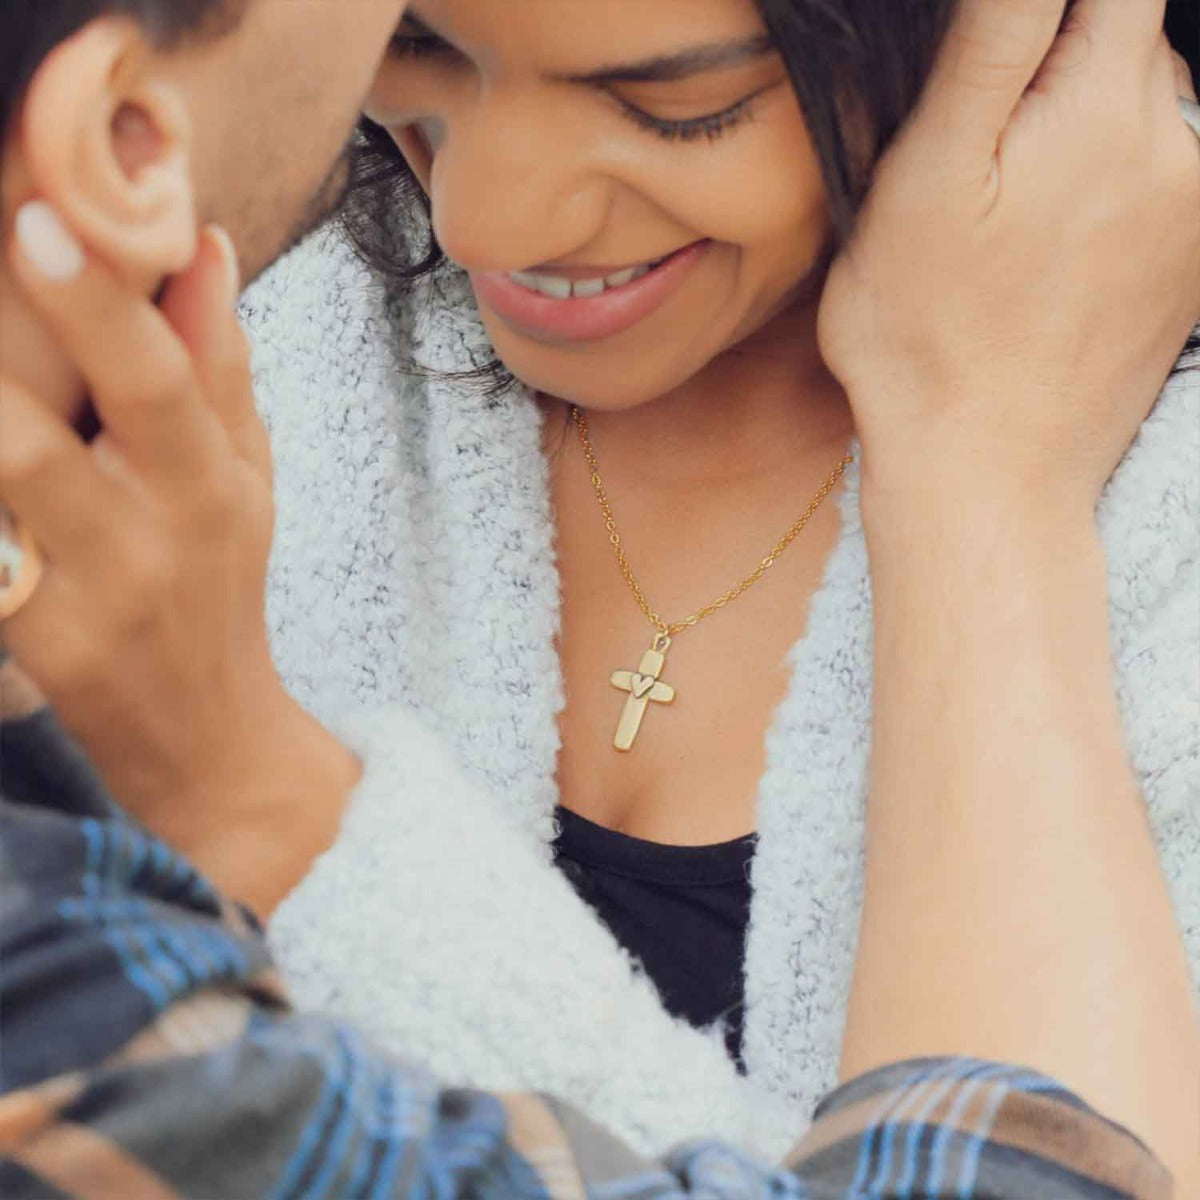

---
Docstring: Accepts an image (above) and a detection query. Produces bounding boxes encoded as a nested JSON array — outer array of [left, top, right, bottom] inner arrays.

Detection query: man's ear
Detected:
[[15, 16, 197, 288]]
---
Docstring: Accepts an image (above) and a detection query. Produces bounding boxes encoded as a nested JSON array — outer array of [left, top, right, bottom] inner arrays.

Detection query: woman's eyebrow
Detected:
[[552, 34, 776, 86]]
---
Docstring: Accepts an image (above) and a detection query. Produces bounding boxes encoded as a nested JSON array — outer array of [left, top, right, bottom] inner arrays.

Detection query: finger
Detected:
[[918, 0, 1068, 169], [161, 227, 273, 476], [9, 201, 225, 484], [159, 226, 259, 449], [0, 566, 86, 682], [161, 226, 271, 473], [0, 375, 130, 566], [1069, 0, 1167, 71]]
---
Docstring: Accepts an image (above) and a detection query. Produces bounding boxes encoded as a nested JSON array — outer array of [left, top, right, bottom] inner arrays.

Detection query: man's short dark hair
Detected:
[[1, 1, 236, 144]]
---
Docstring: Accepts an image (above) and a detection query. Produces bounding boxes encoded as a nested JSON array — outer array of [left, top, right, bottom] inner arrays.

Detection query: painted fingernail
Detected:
[[14, 201, 84, 282], [206, 224, 242, 308]]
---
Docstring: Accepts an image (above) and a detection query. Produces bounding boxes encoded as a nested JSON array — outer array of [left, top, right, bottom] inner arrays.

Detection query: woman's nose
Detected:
[[427, 98, 613, 273]]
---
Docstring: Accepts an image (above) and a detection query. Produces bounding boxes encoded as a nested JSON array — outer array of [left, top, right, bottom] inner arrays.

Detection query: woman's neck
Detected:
[[545, 300, 854, 492]]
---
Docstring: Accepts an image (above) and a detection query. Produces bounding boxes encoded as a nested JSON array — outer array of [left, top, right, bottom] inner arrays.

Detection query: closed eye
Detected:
[[616, 94, 757, 143], [389, 32, 456, 59], [612, 89, 766, 144]]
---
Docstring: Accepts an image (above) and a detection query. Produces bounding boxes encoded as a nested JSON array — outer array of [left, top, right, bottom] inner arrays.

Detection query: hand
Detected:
[[0, 212, 357, 907], [818, 0, 1200, 511]]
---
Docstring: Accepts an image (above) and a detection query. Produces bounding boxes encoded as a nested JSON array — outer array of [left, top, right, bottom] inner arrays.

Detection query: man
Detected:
[[0, 0, 382, 909], [1, 0, 408, 337], [0, 1, 1190, 1197]]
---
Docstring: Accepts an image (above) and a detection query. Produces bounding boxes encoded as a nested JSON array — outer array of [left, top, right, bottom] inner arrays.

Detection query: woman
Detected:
[[3, 0, 1198, 1170], [243, 0, 1199, 1153]]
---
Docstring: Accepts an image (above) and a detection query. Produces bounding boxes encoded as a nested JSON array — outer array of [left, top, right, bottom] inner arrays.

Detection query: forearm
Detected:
[[842, 473, 1199, 1187]]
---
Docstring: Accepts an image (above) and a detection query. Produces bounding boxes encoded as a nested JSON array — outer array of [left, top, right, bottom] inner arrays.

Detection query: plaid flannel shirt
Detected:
[[0, 658, 1173, 1199]]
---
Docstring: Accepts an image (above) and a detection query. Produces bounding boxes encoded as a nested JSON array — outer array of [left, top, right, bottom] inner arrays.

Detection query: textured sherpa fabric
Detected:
[[244, 227, 1199, 1160], [275, 703, 805, 1156]]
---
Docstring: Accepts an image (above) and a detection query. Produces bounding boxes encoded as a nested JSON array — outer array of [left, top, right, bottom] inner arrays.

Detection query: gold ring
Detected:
[[0, 508, 44, 622]]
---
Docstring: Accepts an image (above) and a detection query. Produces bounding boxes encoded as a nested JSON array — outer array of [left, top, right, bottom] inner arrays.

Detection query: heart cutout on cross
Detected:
[[630, 672, 656, 699]]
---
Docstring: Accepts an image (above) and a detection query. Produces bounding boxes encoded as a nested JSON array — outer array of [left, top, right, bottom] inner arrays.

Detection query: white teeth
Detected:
[[572, 277, 607, 299], [538, 274, 573, 300], [508, 270, 573, 299], [507, 257, 660, 299]]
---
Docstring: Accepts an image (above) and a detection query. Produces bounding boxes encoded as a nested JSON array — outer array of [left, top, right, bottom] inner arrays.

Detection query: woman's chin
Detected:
[[501, 357, 696, 412], [483, 327, 718, 412]]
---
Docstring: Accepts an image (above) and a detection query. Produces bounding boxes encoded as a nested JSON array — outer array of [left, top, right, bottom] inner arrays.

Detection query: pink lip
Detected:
[[470, 240, 711, 343]]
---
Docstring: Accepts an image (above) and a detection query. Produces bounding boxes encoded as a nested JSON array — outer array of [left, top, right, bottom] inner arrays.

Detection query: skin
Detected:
[[370, 0, 832, 412], [0, 0, 1197, 1187]]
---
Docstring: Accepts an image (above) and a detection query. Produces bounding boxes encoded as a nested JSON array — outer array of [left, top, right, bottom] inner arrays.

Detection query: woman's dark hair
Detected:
[[1, 0, 236, 144], [341, 0, 1200, 380]]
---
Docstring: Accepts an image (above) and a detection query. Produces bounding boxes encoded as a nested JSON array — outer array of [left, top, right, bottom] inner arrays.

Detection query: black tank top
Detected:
[[552, 806, 757, 1067]]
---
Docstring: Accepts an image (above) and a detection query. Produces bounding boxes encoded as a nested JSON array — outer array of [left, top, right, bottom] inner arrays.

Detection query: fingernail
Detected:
[[206, 224, 242, 308], [14, 201, 84, 282]]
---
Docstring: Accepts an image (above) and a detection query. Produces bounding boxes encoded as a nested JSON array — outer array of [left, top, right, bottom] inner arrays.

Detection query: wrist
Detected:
[[858, 455, 1099, 569], [861, 465, 1115, 713], [171, 687, 361, 916], [243, 693, 361, 828]]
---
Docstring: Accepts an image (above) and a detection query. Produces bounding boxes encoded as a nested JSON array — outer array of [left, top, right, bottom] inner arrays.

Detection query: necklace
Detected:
[[571, 406, 853, 752]]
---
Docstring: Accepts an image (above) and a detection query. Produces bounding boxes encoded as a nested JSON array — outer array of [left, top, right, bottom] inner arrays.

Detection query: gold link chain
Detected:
[[571, 405, 853, 638]]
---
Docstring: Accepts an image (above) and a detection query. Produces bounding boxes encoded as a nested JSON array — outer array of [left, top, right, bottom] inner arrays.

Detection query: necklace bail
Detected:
[[651, 631, 672, 654]]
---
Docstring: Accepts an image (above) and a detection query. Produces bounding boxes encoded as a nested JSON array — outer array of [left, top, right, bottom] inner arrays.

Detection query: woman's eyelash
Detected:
[[389, 33, 454, 59], [617, 96, 756, 144]]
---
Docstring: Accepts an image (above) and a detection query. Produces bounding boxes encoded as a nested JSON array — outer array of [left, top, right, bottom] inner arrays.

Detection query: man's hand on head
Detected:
[[0, 204, 360, 916]]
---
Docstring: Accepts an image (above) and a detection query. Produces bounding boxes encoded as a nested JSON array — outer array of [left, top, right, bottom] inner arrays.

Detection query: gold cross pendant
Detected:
[[610, 633, 676, 752]]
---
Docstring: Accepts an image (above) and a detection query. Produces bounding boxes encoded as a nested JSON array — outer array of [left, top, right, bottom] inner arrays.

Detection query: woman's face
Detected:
[[365, 0, 830, 409]]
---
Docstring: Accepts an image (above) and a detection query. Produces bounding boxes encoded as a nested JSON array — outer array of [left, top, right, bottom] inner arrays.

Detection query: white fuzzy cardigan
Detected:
[[242, 228, 1199, 1160]]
